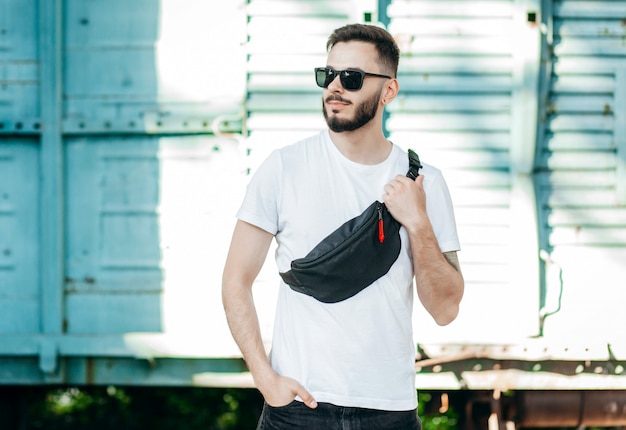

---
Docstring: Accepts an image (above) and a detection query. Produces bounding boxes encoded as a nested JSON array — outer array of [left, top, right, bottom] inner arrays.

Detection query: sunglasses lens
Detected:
[[315, 68, 335, 88], [314, 68, 365, 90], [340, 70, 364, 90]]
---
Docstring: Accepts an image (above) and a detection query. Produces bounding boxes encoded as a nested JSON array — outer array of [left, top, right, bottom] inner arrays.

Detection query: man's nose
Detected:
[[326, 74, 343, 91]]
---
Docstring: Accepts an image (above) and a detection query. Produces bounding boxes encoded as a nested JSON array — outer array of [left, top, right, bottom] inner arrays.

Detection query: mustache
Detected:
[[325, 95, 351, 104]]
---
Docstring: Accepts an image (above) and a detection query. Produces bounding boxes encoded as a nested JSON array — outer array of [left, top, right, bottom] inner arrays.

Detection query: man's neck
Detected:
[[328, 125, 392, 165]]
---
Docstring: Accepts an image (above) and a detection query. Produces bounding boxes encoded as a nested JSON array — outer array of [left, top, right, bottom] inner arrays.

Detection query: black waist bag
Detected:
[[279, 149, 421, 303]]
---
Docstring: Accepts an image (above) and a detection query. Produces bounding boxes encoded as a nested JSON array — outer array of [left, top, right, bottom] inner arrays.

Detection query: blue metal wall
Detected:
[[535, 0, 626, 340], [1, 0, 249, 384], [0, 0, 625, 388]]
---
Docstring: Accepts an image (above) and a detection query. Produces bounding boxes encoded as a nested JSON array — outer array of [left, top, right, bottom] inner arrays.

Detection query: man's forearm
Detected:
[[408, 221, 464, 326], [222, 283, 276, 385]]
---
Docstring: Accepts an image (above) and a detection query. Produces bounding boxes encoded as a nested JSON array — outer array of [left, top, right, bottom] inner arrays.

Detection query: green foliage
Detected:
[[9, 386, 619, 429], [8, 386, 263, 430], [418, 391, 458, 430]]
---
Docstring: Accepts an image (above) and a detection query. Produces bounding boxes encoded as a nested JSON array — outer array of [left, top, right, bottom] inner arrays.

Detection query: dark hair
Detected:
[[327, 24, 400, 77]]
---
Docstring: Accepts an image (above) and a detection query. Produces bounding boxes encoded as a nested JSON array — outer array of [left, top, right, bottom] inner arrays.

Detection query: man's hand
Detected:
[[383, 174, 427, 229], [384, 173, 464, 326], [260, 374, 318, 409]]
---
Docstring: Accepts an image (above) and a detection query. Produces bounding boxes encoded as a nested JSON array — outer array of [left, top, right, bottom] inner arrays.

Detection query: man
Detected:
[[222, 23, 464, 430]]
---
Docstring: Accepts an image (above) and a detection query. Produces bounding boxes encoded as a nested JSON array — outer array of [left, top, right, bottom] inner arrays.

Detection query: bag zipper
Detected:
[[378, 204, 385, 243]]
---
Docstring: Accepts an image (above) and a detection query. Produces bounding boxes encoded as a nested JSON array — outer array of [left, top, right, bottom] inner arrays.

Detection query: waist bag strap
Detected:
[[279, 148, 422, 303], [407, 148, 421, 180]]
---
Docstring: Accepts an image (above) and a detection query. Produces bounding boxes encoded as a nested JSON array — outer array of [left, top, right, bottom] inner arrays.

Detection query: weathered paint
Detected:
[[536, 0, 626, 344], [0, 0, 625, 391]]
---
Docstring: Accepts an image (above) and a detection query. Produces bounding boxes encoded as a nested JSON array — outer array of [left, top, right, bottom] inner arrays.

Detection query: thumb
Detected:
[[296, 387, 317, 409]]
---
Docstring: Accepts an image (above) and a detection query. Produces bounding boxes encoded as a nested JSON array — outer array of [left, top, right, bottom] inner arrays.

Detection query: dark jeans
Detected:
[[256, 400, 422, 430]]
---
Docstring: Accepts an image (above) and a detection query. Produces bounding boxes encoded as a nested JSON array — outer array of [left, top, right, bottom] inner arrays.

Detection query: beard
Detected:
[[323, 92, 380, 133]]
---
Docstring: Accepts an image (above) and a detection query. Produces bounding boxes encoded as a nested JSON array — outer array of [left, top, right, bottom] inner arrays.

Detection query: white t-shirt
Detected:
[[237, 130, 460, 411]]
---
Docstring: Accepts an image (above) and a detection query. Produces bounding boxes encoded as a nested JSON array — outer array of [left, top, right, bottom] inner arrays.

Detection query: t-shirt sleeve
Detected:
[[236, 150, 282, 235], [425, 169, 461, 253]]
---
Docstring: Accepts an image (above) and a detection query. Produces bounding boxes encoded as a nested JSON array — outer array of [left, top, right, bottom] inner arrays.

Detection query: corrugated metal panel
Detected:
[[386, 0, 542, 341], [536, 0, 626, 340], [244, 0, 545, 341], [245, 0, 371, 169]]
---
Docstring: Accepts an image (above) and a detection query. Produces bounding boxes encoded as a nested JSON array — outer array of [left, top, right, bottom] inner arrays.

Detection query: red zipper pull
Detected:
[[378, 206, 385, 243]]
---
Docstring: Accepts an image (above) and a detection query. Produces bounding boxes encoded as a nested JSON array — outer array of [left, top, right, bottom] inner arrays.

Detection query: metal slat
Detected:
[[391, 94, 511, 113], [553, 0, 626, 18], [397, 36, 514, 55], [549, 208, 626, 227], [554, 38, 626, 57], [547, 114, 614, 132], [555, 20, 626, 37], [247, 74, 320, 92], [246, 0, 355, 17], [387, 113, 511, 131], [389, 131, 511, 150], [444, 170, 511, 187], [400, 56, 515, 73], [458, 245, 511, 264], [538, 170, 616, 187], [247, 54, 327, 73], [616, 69, 626, 204], [549, 94, 614, 114], [247, 113, 325, 131], [455, 207, 511, 225], [248, 16, 345, 35], [387, 1, 515, 18], [458, 263, 511, 283], [544, 152, 616, 170], [544, 132, 614, 151], [550, 227, 626, 246], [449, 189, 511, 207], [246, 36, 329, 55], [544, 189, 619, 207], [458, 226, 511, 245], [403, 149, 510, 169], [389, 17, 515, 36], [554, 57, 626, 74], [551, 75, 615, 93], [398, 74, 513, 92]]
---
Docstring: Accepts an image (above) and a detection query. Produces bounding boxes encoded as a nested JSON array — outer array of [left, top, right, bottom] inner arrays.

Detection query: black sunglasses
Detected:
[[314, 67, 392, 91]]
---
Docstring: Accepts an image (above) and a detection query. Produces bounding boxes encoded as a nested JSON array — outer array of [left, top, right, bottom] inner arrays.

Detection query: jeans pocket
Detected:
[[266, 399, 299, 410], [257, 400, 313, 430]]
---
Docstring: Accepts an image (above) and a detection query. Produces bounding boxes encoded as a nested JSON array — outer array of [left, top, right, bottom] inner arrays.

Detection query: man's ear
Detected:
[[381, 78, 399, 105]]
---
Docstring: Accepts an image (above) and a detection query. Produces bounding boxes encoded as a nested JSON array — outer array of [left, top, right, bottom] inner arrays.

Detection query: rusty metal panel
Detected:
[[517, 390, 626, 427]]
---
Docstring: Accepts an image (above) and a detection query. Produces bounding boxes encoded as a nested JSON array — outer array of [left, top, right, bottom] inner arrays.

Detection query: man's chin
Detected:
[[327, 121, 358, 133]]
